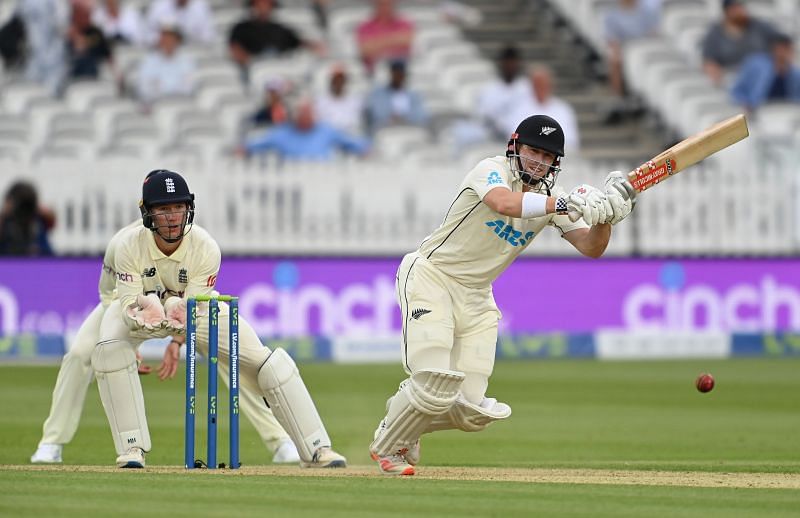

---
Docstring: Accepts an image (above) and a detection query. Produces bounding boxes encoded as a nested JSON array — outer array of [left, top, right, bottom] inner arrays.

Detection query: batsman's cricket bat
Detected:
[[628, 114, 749, 193]]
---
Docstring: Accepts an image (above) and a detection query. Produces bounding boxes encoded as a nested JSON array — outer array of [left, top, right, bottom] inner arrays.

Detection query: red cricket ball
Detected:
[[695, 373, 715, 393]]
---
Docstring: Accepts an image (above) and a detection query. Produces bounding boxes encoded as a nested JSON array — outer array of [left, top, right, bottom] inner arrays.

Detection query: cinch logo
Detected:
[[623, 263, 800, 331], [485, 220, 534, 247], [240, 263, 397, 337], [487, 171, 504, 186]]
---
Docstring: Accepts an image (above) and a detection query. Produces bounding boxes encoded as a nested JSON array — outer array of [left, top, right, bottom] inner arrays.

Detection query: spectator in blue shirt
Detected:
[[365, 59, 428, 134], [730, 34, 800, 112], [241, 98, 371, 160]]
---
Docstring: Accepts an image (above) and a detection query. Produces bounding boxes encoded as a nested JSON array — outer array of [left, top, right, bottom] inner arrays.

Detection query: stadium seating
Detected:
[[0, 0, 797, 257]]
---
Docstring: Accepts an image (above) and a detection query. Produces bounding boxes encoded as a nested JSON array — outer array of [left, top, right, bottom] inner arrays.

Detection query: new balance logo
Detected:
[[411, 308, 431, 320], [142, 267, 156, 277], [540, 126, 557, 135]]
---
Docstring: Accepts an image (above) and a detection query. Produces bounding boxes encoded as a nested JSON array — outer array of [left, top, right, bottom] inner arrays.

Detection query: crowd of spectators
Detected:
[[600, 0, 799, 123]]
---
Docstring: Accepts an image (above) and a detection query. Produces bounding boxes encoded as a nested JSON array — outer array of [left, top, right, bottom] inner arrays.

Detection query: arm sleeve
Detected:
[[465, 159, 512, 200], [245, 129, 278, 154], [184, 240, 221, 300], [114, 239, 144, 320], [333, 127, 370, 154]]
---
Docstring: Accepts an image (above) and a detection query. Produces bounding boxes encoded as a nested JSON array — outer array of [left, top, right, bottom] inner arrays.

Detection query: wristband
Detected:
[[555, 196, 569, 215], [521, 192, 548, 219]]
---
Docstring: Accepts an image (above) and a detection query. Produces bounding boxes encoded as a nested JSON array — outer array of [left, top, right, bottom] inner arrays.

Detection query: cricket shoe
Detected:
[[370, 449, 415, 476], [30, 443, 62, 463], [272, 439, 301, 464], [116, 447, 146, 468], [301, 447, 347, 468], [373, 419, 420, 465]]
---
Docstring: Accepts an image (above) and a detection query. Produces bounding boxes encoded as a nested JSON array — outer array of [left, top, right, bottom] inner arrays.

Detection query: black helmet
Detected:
[[506, 115, 565, 194], [512, 114, 565, 157], [139, 169, 195, 241]]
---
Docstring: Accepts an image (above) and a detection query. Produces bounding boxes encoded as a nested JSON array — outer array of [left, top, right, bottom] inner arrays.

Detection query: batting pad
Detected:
[[257, 348, 330, 462], [370, 368, 464, 457], [91, 339, 151, 454], [424, 395, 512, 433]]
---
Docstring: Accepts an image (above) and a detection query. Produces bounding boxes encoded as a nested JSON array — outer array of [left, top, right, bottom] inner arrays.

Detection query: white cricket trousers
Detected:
[[396, 252, 501, 404]]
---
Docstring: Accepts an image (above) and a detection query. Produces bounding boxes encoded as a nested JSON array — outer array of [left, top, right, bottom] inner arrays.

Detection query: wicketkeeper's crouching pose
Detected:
[[31, 221, 301, 466], [369, 115, 636, 475], [93, 169, 345, 468]]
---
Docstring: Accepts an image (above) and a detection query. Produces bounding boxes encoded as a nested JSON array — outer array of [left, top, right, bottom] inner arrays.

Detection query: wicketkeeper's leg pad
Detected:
[[257, 348, 331, 462], [370, 368, 464, 457], [91, 339, 151, 454], [424, 395, 512, 433]]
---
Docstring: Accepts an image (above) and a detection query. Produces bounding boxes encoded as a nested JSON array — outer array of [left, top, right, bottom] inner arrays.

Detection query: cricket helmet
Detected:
[[506, 114, 565, 193], [139, 169, 195, 241]]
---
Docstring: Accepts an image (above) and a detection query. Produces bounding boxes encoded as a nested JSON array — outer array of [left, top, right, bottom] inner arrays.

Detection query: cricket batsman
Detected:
[[369, 114, 636, 475], [87, 169, 346, 468], [30, 217, 301, 465]]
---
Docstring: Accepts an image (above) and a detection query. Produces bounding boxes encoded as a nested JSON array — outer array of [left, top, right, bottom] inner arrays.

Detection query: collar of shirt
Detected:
[[145, 230, 189, 263]]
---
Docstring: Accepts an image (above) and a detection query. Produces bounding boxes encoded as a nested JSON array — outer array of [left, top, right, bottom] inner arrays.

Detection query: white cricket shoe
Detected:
[[116, 447, 145, 468], [30, 443, 63, 464], [370, 449, 415, 476], [272, 440, 300, 464], [300, 446, 346, 468], [373, 419, 420, 465]]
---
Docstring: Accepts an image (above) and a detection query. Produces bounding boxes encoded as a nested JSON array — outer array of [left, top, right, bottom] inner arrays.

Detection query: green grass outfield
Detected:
[[1, 358, 799, 517]]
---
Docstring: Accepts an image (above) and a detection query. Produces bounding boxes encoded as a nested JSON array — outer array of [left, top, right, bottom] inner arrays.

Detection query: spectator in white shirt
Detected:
[[504, 64, 580, 152], [315, 64, 364, 135], [136, 24, 195, 106], [145, 0, 215, 46], [92, 0, 145, 46], [476, 46, 531, 139]]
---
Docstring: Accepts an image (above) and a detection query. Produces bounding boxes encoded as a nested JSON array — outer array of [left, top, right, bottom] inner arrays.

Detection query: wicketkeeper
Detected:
[[30, 218, 302, 465], [86, 169, 346, 468]]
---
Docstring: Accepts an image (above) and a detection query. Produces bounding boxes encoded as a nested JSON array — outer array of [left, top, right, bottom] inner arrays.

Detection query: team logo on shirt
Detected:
[[178, 268, 188, 284], [487, 171, 504, 186], [485, 220, 535, 247], [142, 267, 157, 277], [411, 308, 431, 320]]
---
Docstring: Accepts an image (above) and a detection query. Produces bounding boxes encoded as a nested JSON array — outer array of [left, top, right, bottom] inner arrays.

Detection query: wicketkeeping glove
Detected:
[[126, 293, 166, 331], [164, 296, 187, 334]]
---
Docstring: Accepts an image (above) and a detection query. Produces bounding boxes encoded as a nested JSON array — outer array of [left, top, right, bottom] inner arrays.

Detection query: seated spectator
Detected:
[[604, 0, 661, 101], [67, 0, 113, 80], [229, 0, 322, 69], [0, 9, 26, 70], [356, 0, 414, 75], [477, 45, 532, 139], [365, 59, 428, 133], [18, 0, 69, 95], [136, 23, 195, 106], [92, 0, 145, 46], [701, 0, 778, 86], [315, 64, 364, 135], [145, 0, 214, 46], [249, 78, 290, 128], [731, 34, 800, 113], [241, 98, 370, 161], [504, 64, 580, 151], [0, 180, 55, 256]]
